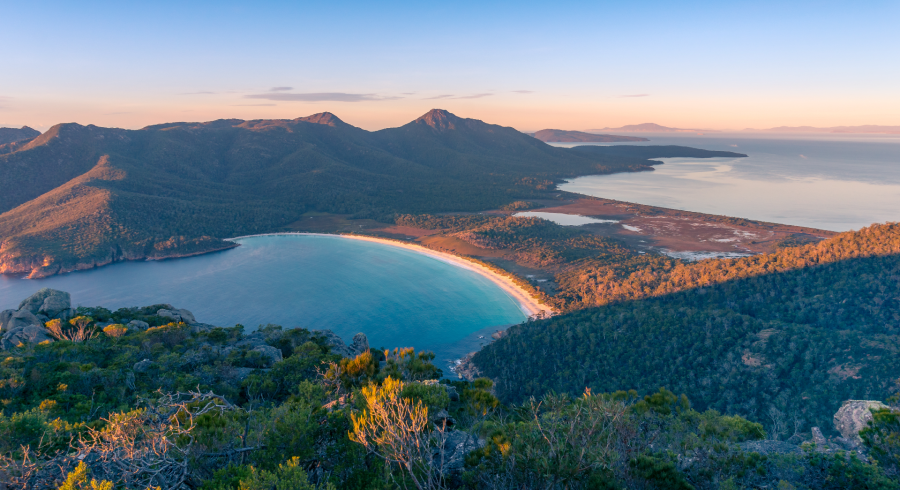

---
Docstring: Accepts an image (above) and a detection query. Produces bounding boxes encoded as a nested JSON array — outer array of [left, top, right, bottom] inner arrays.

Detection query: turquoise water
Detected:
[[556, 134, 900, 231], [0, 234, 527, 373]]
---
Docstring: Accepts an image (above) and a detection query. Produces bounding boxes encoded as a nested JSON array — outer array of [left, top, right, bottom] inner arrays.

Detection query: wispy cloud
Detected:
[[513, 90, 534, 94], [402, 92, 417, 95], [231, 103, 277, 106], [455, 93, 493, 99], [269, 86, 293, 92], [424, 94, 454, 100], [245, 92, 397, 102], [181, 91, 217, 95], [618, 93, 650, 98]]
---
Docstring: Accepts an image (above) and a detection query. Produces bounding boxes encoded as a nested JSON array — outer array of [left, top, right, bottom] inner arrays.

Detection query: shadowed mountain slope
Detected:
[[0, 126, 40, 146], [0, 109, 684, 277]]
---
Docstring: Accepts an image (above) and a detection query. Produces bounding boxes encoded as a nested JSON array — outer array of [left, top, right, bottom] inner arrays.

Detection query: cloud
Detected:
[[618, 93, 650, 98], [181, 91, 217, 95], [402, 92, 417, 95], [424, 94, 454, 100], [245, 92, 395, 102], [454, 93, 493, 99], [231, 103, 277, 106], [513, 90, 534, 94], [269, 86, 293, 92]]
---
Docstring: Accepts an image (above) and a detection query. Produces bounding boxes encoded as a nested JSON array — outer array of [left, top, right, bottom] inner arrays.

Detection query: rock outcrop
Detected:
[[157, 308, 196, 324], [313, 330, 370, 357], [252, 345, 284, 365], [834, 400, 889, 443], [1, 288, 70, 350]]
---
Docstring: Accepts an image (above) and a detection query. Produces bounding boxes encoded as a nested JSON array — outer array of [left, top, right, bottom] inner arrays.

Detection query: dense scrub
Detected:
[[472, 224, 900, 433], [1, 317, 896, 489]]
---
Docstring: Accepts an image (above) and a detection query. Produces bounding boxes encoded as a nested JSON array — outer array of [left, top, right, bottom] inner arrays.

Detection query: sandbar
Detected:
[[226, 233, 554, 318]]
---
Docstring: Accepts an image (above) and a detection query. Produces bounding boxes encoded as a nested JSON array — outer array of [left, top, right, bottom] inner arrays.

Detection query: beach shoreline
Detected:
[[226, 232, 553, 318]]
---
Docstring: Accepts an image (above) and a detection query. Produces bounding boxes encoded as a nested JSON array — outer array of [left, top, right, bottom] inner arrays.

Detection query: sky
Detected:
[[1, 0, 898, 132]]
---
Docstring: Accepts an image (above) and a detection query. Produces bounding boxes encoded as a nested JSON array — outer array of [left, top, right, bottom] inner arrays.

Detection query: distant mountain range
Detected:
[[588, 123, 717, 133], [0, 126, 40, 145], [744, 125, 900, 134], [529, 129, 648, 143], [0, 109, 683, 278]]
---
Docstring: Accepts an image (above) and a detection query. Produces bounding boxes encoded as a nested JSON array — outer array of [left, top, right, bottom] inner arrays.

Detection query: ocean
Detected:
[[555, 133, 900, 231], [0, 234, 527, 374]]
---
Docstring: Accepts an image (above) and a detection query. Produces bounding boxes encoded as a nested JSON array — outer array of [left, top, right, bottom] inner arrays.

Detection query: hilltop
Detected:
[[0, 109, 681, 278], [745, 124, 900, 134], [0, 125, 40, 145], [529, 129, 648, 143], [590, 122, 716, 133]]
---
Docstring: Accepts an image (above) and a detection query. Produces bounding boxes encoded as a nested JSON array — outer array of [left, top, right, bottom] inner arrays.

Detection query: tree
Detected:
[[350, 377, 446, 490]]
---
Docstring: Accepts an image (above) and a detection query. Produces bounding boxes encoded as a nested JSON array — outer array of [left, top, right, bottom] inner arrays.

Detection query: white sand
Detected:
[[226, 232, 554, 317]]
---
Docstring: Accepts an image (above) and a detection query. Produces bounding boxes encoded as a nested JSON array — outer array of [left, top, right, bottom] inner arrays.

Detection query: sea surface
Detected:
[[0, 234, 527, 374], [556, 134, 900, 231]]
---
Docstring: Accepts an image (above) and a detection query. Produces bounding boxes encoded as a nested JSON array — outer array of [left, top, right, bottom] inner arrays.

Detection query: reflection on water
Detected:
[[513, 211, 618, 226], [557, 134, 900, 231], [0, 235, 527, 374]]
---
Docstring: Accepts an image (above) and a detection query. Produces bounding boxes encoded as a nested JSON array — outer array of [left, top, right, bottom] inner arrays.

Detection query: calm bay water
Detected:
[[556, 134, 900, 231], [0, 234, 527, 373]]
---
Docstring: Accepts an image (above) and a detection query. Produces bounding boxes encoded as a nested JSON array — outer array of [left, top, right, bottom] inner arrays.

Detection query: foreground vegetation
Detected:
[[1, 314, 897, 489]]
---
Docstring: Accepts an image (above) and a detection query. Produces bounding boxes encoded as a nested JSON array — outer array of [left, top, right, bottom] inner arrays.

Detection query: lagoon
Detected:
[[557, 134, 900, 231], [0, 234, 528, 374]]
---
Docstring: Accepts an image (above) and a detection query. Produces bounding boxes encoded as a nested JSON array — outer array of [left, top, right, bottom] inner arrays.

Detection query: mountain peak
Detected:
[[414, 109, 461, 131], [295, 112, 346, 127]]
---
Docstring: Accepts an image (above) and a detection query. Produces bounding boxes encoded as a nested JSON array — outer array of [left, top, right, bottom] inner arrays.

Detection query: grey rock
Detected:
[[17, 288, 68, 315], [133, 359, 155, 373], [156, 308, 196, 324], [128, 320, 150, 330], [0, 310, 14, 333], [1, 325, 54, 349], [38, 291, 71, 318], [446, 385, 460, 402], [435, 430, 483, 476], [252, 345, 284, 365], [811, 427, 828, 447], [834, 400, 889, 443], [230, 367, 256, 381], [738, 440, 803, 455], [8, 309, 43, 331], [176, 308, 196, 323], [350, 333, 370, 355], [313, 329, 352, 357]]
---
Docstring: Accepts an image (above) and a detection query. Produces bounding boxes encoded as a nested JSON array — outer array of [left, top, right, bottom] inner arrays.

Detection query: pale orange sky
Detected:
[[3, 90, 898, 133], [2, 2, 898, 133]]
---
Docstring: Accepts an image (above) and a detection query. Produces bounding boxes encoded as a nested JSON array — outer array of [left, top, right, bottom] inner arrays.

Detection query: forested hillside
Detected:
[[472, 223, 900, 432], [0, 110, 746, 278]]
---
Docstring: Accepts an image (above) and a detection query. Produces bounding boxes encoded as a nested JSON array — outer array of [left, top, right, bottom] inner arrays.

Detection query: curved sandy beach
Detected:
[[226, 232, 553, 318]]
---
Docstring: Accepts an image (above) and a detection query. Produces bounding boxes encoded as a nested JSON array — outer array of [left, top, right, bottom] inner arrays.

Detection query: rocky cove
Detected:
[[0, 236, 237, 279]]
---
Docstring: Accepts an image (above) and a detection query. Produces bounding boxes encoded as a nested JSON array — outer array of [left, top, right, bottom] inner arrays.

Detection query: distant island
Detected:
[[744, 124, 900, 135], [0, 125, 40, 145], [529, 129, 648, 142], [588, 122, 717, 133]]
